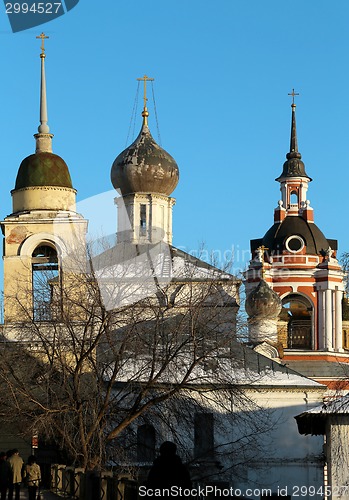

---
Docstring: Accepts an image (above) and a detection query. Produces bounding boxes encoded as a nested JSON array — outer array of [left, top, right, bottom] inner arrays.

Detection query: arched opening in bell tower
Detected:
[[32, 244, 61, 321], [289, 191, 298, 207], [279, 294, 313, 349]]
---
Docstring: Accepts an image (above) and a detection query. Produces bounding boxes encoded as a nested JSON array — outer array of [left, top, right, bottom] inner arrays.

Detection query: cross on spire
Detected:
[[137, 75, 154, 124], [36, 32, 49, 58], [288, 88, 299, 106], [36, 32, 50, 136]]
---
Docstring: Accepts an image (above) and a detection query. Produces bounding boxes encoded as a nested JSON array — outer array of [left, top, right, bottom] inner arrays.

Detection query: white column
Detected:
[[335, 290, 343, 351], [281, 183, 287, 208], [299, 181, 308, 204], [325, 289, 333, 350], [317, 289, 325, 350]]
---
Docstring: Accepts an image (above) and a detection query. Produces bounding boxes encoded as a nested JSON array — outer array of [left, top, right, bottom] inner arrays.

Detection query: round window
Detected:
[[285, 235, 304, 253]]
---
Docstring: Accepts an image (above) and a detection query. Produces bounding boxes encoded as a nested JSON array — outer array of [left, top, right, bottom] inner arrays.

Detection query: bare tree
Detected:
[[340, 252, 349, 297], [0, 240, 274, 473]]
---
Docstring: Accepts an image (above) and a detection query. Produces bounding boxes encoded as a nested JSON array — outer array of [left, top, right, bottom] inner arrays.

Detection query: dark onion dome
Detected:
[[14, 152, 73, 190], [111, 123, 179, 196], [253, 216, 334, 256], [245, 279, 282, 319]]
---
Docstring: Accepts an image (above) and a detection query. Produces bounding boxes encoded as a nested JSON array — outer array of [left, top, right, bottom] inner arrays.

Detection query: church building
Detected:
[[1, 36, 347, 498]]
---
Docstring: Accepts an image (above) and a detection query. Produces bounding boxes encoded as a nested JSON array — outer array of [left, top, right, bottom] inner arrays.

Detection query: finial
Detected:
[[35, 32, 53, 152], [287, 89, 300, 155], [288, 88, 299, 108], [137, 74, 154, 126], [36, 32, 48, 59]]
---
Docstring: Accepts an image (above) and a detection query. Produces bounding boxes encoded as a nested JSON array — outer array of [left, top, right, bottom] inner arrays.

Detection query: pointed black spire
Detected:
[[288, 103, 299, 156], [276, 94, 311, 181]]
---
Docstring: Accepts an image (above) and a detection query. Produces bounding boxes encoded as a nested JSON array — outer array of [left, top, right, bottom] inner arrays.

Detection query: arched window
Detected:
[[137, 424, 156, 462], [32, 244, 60, 321], [290, 191, 298, 205], [280, 294, 313, 349], [140, 204, 147, 237]]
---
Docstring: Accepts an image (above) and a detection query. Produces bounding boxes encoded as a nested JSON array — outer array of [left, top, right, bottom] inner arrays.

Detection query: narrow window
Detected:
[[137, 424, 155, 462], [32, 245, 60, 321], [290, 191, 298, 205], [194, 413, 214, 459], [140, 204, 147, 236], [160, 205, 165, 232]]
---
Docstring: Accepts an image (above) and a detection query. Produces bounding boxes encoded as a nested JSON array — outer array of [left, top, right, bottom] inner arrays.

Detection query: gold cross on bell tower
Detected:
[[256, 245, 269, 279], [36, 32, 49, 58], [288, 88, 299, 107], [137, 74, 154, 125]]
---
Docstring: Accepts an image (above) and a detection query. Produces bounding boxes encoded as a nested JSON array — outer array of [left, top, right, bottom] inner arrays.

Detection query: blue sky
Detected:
[[0, 0, 348, 280]]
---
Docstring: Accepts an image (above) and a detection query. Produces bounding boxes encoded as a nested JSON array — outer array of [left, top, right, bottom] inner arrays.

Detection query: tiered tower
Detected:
[[245, 92, 347, 388], [1, 34, 87, 323]]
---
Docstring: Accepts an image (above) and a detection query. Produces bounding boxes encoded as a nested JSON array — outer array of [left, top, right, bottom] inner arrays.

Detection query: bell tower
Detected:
[[1, 34, 87, 323], [245, 93, 346, 388]]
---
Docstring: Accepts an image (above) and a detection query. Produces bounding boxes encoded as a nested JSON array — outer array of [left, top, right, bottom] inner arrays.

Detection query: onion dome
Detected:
[[15, 152, 72, 190], [111, 111, 179, 196], [246, 279, 282, 319], [276, 101, 311, 182]]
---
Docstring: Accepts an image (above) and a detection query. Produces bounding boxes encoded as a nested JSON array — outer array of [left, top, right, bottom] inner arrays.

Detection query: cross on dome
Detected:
[[137, 74, 154, 125]]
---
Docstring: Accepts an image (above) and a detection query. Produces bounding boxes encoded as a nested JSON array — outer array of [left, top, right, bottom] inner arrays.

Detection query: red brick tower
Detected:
[[245, 95, 347, 389]]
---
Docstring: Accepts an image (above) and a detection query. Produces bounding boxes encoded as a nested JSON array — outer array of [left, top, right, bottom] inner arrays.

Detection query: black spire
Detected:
[[289, 103, 299, 156], [276, 96, 311, 182]]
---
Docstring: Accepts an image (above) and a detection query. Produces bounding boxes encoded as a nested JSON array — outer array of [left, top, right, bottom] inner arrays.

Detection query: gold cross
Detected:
[[288, 88, 299, 106], [36, 32, 49, 57], [257, 245, 269, 255], [256, 246, 269, 278], [137, 75, 154, 110]]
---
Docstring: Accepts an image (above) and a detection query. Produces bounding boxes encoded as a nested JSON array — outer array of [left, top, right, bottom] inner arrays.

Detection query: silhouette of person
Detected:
[[147, 441, 191, 492], [0, 452, 11, 500], [8, 449, 23, 500], [23, 455, 41, 500]]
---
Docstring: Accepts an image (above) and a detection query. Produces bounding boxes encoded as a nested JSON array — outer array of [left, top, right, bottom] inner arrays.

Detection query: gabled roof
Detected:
[[90, 241, 239, 310], [227, 343, 326, 389], [92, 242, 239, 288]]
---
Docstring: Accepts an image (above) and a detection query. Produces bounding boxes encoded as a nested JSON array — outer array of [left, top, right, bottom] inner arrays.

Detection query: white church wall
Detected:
[[222, 387, 324, 498]]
